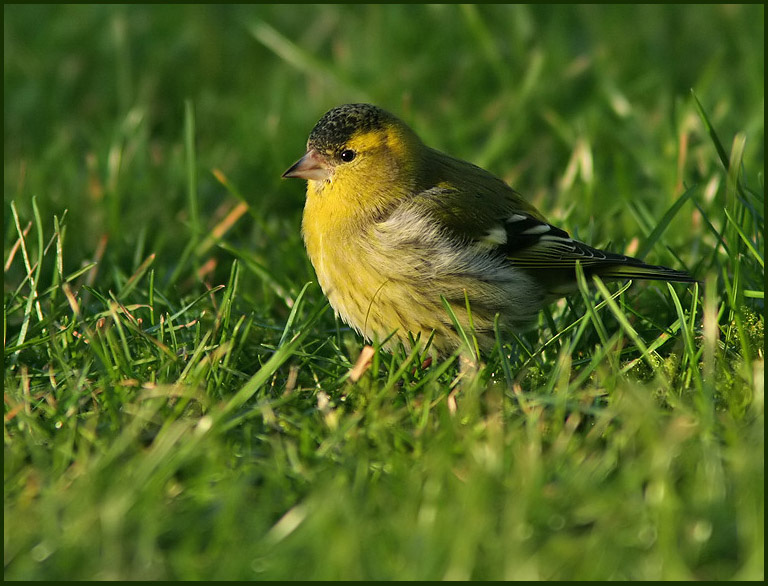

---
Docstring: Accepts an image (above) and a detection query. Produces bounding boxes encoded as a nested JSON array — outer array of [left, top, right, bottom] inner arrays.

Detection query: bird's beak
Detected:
[[282, 149, 330, 181]]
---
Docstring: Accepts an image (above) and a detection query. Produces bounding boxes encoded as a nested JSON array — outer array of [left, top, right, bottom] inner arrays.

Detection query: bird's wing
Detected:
[[497, 214, 696, 282], [413, 180, 695, 285]]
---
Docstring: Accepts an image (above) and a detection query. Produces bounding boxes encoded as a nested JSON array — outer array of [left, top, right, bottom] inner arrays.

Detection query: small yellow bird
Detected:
[[283, 104, 695, 353]]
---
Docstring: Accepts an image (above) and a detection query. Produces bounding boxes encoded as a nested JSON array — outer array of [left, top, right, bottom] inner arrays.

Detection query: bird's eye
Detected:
[[340, 149, 356, 162]]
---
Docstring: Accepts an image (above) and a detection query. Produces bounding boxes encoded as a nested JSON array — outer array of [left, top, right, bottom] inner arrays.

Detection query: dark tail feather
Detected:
[[592, 260, 698, 283]]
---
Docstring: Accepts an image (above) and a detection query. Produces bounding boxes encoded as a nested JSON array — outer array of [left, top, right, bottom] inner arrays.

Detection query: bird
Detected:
[[283, 103, 696, 354]]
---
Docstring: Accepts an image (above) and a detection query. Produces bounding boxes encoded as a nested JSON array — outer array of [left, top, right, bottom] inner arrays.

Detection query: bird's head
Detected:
[[283, 104, 423, 203]]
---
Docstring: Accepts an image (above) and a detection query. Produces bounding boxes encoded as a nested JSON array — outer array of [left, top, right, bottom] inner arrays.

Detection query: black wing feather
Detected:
[[499, 214, 696, 283]]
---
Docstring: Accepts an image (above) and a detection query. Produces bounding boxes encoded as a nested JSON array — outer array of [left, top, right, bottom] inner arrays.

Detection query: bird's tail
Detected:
[[593, 259, 698, 283]]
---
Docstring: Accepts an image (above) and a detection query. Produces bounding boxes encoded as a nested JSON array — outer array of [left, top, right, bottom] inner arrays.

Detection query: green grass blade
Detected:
[[636, 185, 698, 261], [592, 276, 661, 377], [185, 99, 200, 239], [692, 90, 732, 173], [221, 300, 328, 417], [248, 19, 369, 100], [724, 208, 764, 269]]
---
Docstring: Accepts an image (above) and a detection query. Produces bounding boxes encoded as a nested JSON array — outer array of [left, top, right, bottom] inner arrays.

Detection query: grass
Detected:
[[4, 4, 764, 580]]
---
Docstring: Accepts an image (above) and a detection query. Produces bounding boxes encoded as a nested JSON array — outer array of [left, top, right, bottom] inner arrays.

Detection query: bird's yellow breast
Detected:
[[301, 177, 409, 346], [300, 127, 425, 347]]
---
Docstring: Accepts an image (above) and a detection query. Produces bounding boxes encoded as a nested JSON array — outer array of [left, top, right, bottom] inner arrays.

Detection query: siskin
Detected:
[[283, 103, 695, 353]]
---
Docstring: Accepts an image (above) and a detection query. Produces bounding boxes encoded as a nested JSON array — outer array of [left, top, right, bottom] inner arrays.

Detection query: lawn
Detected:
[[4, 4, 764, 580]]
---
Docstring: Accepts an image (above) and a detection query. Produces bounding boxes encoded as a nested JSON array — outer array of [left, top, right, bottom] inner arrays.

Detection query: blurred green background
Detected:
[[4, 4, 764, 580]]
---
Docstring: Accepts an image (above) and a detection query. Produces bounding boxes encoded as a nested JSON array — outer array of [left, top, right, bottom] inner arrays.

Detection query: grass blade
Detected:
[[636, 185, 698, 261]]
